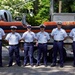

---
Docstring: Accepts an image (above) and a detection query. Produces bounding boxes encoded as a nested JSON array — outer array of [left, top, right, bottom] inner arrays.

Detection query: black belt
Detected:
[[25, 42, 33, 44], [54, 40, 63, 42], [39, 43, 46, 44], [9, 44, 18, 46]]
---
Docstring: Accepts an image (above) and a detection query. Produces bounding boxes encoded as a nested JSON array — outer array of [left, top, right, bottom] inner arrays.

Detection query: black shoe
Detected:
[[7, 65, 12, 67], [73, 64, 75, 67], [0, 65, 3, 67], [24, 64, 26, 67], [60, 65, 64, 68], [31, 64, 34, 67], [45, 65, 47, 67], [44, 64, 47, 67], [36, 63, 39, 67], [51, 64, 56, 67], [18, 64, 21, 67]]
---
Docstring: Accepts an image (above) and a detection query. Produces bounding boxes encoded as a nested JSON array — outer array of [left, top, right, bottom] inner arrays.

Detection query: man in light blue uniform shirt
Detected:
[[69, 28, 75, 67], [51, 22, 67, 67], [22, 25, 36, 67], [0, 27, 5, 67], [5, 26, 21, 67], [36, 24, 50, 67]]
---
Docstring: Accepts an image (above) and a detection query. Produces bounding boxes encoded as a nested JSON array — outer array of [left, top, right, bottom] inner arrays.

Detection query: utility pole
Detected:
[[33, 0, 39, 14], [59, 0, 62, 13], [50, 0, 54, 15], [50, 0, 54, 21]]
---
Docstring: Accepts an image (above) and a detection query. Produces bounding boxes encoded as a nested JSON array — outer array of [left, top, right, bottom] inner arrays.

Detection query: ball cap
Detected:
[[10, 26, 17, 29], [40, 24, 46, 28], [27, 25, 32, 28], [57, 21, 62, 25]]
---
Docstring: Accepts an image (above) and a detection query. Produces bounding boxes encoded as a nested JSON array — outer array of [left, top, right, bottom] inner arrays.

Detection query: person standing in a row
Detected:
[[51, 22, 67, 67], [5, 26, 21, 67], [22, 25, 36, 67], [0, 25, 5, 67], [69, 28, 75, 67], [36, 24, 50, 67]]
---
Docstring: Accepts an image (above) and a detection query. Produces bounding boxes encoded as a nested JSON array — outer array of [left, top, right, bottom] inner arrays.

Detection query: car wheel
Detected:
[[33, 47, 43, 63]]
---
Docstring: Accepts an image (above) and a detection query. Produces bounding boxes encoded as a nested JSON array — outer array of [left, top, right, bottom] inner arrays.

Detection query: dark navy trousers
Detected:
[[0, 41, 2, 66], [24, 43, 34, 65], [37, 43, 47, 65], [72, 42, 75, 65], [52, 41, 64, 65], [9, 45, 21, 66]]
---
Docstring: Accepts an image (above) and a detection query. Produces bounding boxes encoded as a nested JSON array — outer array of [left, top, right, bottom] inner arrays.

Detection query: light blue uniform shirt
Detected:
[[0, 28, 5, 40], [69, 28, 75, 41], [51, 28, 67, 41], [22, 31, 36, 42], [5, 32, 21, 45], [36, 31, 50, 43]]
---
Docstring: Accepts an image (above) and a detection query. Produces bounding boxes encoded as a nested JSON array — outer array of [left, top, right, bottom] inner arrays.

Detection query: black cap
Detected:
[[10, 26, 17, 29], [27, 25, 31, 28], [40, 24, 46, 28]]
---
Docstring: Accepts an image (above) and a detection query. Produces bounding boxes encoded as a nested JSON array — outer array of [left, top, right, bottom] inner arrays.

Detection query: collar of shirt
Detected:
[[56, 28, 62, 31]]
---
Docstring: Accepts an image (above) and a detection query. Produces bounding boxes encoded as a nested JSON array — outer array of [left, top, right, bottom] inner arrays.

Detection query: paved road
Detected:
[[0, 61, 75, 75], [0, 47, 75, 75]]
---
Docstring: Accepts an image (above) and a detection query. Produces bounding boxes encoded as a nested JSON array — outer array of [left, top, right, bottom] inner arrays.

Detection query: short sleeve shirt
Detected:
[[0, 28, 5, 40], [5, 32, 21, 45], [36, 31, 50, 43], [22, 31, 36, 42], [51, 28, 67, 40], [69, 28, 75, 41]]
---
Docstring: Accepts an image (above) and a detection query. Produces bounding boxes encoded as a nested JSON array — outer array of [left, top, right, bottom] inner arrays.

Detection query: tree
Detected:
[[26, 0, 50, 25], [0, 0, 75, 26], [54, 0, 75, 13]]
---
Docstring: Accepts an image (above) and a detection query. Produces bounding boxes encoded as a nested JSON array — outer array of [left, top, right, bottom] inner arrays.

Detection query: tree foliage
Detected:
[[54, 0, 75, 13], [26, 0, 50, 25], [0, 0, 75, 26]]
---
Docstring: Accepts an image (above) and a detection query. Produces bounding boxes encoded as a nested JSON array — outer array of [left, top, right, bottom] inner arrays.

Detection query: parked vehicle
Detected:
[[0, 0, 75, 62]]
